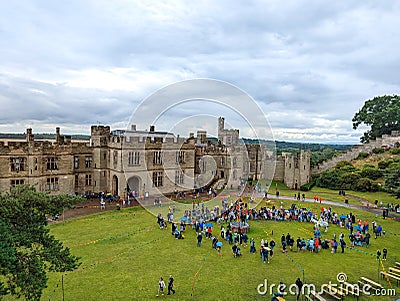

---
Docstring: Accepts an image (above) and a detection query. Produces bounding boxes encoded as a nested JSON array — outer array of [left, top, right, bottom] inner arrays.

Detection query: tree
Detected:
[[352, 95, 400, 143], [0, 185, 81, 300], [385, 162, 400, 198], [360, 167, 383, 180], [314, 169, 341, 189]]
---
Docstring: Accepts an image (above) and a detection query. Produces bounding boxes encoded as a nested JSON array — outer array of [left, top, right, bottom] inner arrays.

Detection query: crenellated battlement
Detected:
[[91, 125, 111, 136]]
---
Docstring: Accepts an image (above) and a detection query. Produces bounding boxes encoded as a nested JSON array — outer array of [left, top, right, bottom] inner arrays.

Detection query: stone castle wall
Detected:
[[311, 131, 400, 175], [1, 119, 317, 195]]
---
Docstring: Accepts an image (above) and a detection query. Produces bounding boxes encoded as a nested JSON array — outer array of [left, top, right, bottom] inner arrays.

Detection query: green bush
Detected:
[[354, 178, 372, 192], [315, 170, 341, 189], [300, 180, 315, 191], [356, 152, 370, 159], [384, 162, 400, 197], [370, 181, 381, 192], [339, 172, 361, 190], [335, 161, 354, 169], [390, 148, 400, 154], [360, 167, 383, 180], [362, 163, 375, 169], [372, 147, 385, 154], [378, 159, 393, 169], [340, 165, 358, 173]]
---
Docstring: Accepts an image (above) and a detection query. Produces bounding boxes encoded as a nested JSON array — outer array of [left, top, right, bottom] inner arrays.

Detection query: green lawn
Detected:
[[262, 180, 399, 207], [35, 198, 400, 301]]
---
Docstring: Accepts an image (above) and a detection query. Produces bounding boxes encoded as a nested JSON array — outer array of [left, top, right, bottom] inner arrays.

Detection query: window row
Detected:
[[9, 157, 58, 171], [74, 156, 93, 169], [9, 151, 187, 171], [153, 151, 186, 165], [74, 174, 93, 187], [151, 170, 186, 187], [9, 156, 98, 172]]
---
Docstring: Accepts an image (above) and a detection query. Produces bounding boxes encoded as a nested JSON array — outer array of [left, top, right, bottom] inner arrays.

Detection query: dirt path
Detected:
[[266, 194, 400, 221], [48, 198, 140, 223], [52, 191, 399, 223]]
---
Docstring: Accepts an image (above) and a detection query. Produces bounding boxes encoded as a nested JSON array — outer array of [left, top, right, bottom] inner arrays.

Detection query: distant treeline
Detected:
[[243, 138, 353, 151], [243, 138, 354, 167]]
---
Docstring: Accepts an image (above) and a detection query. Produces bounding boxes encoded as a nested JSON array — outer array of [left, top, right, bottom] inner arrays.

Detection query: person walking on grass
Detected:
[[197, 232, 202, 247], [383, 248, 387, 260], [340, 239, 346, 253], [157, 277, 166, 296], [295, 277, 303, 300], [167, 274, 175, 295], [377, 249, 381, 261], [250, 238, 256, 254]]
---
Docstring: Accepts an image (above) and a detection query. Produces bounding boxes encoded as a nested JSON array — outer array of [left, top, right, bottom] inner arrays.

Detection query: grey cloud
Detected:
[[1, 1, 400, 142]]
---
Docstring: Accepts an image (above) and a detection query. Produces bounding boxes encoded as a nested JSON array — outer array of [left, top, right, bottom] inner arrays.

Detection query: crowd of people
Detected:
[[159, 197, 388, 256], [154, 194, 391, 299]]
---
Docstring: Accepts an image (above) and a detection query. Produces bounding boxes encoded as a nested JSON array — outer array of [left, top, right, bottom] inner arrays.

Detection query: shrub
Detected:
[[335, 161, 354, 169], [340, 165, 358, 173], [360, 167, 383, 180], [390, 148, 400, 154], [356, 152, 370, 160], [354, 178, 372, 192], [300, 180, 315, 191], [372, 147, 385, 154], [378, 159, 393, 169], [362, 163, 375, 169], [384, 162, 400, 197], [370, 181, 381, 192], [339, 172, 361, 190], [315, 170, 341, 189]]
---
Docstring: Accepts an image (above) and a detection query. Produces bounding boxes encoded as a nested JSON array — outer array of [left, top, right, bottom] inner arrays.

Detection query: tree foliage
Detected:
[[310, 147, 338, 167], [352, 95, 400, 143], [385, 162, 400, 198], [360, 167, 383, 180], [0, 186, 81, 300]]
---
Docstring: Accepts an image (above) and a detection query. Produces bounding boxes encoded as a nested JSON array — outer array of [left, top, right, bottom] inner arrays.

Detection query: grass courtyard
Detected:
[[37, 194, 400, 301]]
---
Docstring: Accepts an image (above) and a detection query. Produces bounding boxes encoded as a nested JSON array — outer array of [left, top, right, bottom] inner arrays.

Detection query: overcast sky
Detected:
[[1, 1, 399, 143]]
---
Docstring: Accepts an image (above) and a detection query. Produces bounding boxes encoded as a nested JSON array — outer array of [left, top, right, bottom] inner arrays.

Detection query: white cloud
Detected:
[[0, 1, 399, 143]]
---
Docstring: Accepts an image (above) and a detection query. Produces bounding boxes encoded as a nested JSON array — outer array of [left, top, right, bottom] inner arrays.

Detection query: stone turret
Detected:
[[91, 125, 110, 147], [197, 130, 207, 144], [283, 150, 311, 189], [26, 128, 34, 143], [56, 127, 60, 143], [218, 117, 225, 132]]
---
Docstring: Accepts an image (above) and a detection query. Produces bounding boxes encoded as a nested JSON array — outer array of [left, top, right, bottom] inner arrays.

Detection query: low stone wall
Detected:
[[311, 132, 400, 175]]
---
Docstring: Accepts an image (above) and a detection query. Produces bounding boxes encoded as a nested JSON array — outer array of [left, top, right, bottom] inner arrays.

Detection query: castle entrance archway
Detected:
[[127, 176, 141, 197], [112, 175, 119, 196]]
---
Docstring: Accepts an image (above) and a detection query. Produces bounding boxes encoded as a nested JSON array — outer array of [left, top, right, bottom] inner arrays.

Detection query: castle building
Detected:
[[0, 118, 311, 196]]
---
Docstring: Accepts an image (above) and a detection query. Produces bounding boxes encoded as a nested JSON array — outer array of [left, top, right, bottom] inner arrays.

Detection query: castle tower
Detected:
[[283, 150, 311, 189], [91, 125, 111, 147], [91, 125, 111, 193], [197, 130, 207, 144], [56, 127, 60, 143], [218, 117, 225, 142], [218, 117, 225, 131], [26, 128, 34, 143]]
